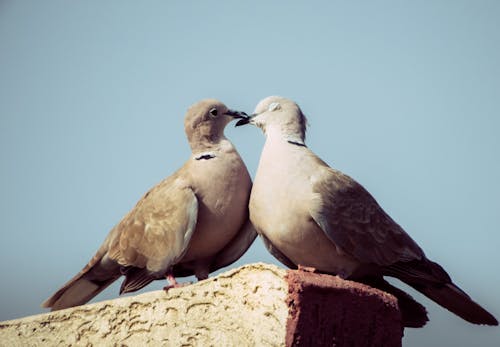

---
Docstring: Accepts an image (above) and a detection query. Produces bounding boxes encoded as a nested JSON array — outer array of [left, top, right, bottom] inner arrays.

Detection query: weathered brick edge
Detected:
[[285, 268, 403, 347]]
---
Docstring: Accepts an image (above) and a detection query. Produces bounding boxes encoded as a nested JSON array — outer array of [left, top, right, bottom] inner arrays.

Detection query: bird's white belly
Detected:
[[251, 188, 359, 277]]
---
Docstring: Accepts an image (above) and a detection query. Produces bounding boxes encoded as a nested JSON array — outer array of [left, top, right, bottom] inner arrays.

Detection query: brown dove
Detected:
[[42, 99, 256, 311], [235, 96, 498, 327]]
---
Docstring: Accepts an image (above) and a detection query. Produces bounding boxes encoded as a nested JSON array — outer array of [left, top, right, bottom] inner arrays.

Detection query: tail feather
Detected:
[[386, 258, 498, 326], [359, 277, 428, 328], [41, 275, 118, 310], [42, 251, 121, 311], [415, 282, 498, 326], [119, 267, 157, 294]]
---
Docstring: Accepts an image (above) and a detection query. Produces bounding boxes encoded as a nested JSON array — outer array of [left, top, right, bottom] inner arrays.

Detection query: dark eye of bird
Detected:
[[209, 108, 218, 117]]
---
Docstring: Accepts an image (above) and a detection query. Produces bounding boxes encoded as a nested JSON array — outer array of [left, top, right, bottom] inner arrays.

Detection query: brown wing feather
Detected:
[[107, 174, 198, 273], [42, 171, 199, 310]]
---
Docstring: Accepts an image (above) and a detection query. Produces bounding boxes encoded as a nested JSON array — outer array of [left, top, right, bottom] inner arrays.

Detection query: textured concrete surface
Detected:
[[0, 263, 288, 347], [0, 263, 404, 347]]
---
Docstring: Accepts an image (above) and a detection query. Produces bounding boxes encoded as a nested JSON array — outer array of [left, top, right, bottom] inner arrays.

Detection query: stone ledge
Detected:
[[0, 263, 402, 347]]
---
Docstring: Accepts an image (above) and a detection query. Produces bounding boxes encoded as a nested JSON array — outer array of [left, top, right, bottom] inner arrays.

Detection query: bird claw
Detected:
[[163, 281, 192, 292], [298, 264, 318, 273]]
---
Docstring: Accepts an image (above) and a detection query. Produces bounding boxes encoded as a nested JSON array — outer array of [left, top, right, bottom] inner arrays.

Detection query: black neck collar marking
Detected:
[[195, 153, 216, 160], [287, 140, 307, 147]]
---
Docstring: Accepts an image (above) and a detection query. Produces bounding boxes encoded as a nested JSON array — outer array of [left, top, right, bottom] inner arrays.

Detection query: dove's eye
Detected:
[[209, 108, 218, 117], [268, 102, 281, 112]]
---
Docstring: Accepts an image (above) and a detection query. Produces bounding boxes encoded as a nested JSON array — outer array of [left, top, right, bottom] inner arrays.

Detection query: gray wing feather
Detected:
[[309, 168, 424, 266]]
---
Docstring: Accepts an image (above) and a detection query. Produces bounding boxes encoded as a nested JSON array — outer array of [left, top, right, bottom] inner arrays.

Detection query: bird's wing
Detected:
[[258, 232, 297, 269], [309, 167, 423, 266], [42, 173, 199, 307], [107, 174, 198, 292], [209, 219, 258, 272]]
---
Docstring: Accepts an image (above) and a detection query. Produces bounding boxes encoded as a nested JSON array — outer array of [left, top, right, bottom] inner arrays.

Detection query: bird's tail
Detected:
[[413, 281, 498, 325], [42, 251, 120, 311], [386, 259, 498, 326], [359, 276, 429, 328]]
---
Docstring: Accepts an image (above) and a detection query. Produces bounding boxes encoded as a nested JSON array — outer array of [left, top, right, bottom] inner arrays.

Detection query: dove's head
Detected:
[[236, 96, 307, 144], [184, 99, 248, 151]]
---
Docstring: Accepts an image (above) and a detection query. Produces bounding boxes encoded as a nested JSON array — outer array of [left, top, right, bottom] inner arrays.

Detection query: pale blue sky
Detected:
[[1, 1, 499, 345]]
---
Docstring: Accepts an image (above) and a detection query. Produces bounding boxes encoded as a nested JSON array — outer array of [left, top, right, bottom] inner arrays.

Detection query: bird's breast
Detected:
[[182, 154, 251, 261], [250, 144, 360, 275]]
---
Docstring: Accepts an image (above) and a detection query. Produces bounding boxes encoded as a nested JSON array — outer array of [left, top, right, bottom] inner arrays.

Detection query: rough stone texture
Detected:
[[0, 264, 288, 347], [285, 268, 403, 347], [0, 263, 404, 347]]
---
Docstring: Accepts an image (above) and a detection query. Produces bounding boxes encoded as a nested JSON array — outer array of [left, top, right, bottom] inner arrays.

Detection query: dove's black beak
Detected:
[[235, 113, 255, 127], [226, 109, 248, 120]]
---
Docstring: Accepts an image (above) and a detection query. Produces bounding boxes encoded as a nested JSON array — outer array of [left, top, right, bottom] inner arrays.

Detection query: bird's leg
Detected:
[[163, 264, 210, 292], [163, 273, 189, 291]]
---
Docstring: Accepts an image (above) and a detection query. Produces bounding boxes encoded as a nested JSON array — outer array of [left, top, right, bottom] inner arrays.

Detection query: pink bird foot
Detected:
[[163, 273, 191, 291]]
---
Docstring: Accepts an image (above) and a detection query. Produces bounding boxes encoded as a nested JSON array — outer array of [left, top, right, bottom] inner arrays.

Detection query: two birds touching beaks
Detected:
[[42, 97, 498, 328]]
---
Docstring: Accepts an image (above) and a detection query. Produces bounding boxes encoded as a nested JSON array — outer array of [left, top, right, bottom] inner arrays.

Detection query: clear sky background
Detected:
[[1, 1, 499, 346]]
